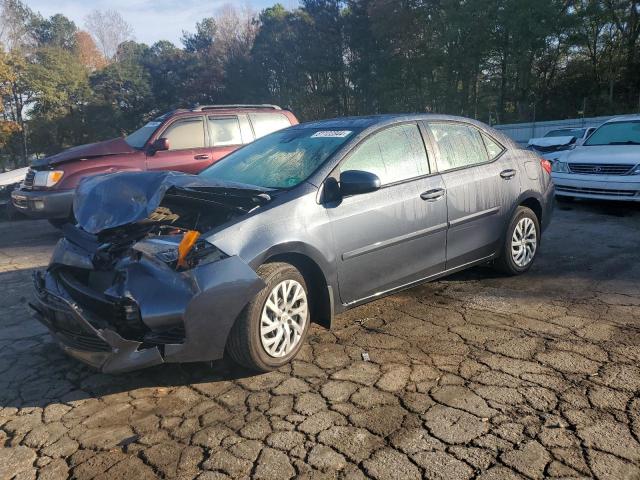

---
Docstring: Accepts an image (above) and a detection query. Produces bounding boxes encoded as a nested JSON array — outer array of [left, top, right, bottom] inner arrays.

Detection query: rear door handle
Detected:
[[500, 169, 516, 179], [194, 154, 210, 160], [420, 188, 446, 201]]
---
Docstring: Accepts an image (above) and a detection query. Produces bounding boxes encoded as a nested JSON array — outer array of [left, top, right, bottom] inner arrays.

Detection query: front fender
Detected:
[[162, 256, 265, 363]]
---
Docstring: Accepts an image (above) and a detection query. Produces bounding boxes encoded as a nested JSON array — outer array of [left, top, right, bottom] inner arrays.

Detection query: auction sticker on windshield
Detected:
[[311, 130, 352, 138]]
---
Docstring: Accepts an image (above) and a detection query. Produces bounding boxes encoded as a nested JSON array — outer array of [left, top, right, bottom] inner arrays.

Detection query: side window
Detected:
[[162, 117, 206, 150], [238, 114, 254, 143], [427, 123, 489, 171], [481, 132, 505, 160], [342, 124, 429, 185], [249, 113, 291, 139], [208, 116, 242, 146]]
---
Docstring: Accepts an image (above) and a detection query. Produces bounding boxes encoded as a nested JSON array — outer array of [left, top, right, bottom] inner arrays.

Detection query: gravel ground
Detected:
[[0, 199, 639, 480]]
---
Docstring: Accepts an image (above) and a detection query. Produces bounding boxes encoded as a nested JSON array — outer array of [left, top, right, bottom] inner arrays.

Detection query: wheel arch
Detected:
[[498, 190, 544, 254], [257, 243, 336, 329]]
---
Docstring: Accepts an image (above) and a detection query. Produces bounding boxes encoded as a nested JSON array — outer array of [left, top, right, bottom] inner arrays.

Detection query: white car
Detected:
[[528, 127, 596, 162], [551, 116, 640, 201]]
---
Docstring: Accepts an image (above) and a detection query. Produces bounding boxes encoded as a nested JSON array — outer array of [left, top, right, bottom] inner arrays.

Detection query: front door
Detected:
[[327, 123, 448, 305], [146, 115, 212, 174], [425, 121, 519, 269]]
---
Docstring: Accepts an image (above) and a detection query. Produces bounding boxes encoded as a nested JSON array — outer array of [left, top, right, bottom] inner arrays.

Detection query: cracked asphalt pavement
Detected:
[[1, 199, 639, 480]]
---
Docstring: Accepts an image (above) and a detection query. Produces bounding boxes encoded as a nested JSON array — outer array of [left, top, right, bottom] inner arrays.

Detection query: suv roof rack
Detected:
[[191, 104, 283, 112]]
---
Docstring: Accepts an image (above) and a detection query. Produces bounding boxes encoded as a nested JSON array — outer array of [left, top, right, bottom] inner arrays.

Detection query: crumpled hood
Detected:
[[564, 144, 640, 165], [31, 137, 137, 168], [74, 171, 272, 234], [0, 167, 29, 187]]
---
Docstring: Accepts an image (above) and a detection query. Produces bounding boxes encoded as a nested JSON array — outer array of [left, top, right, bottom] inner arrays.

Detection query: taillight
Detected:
[[540, 159, 552, 175]]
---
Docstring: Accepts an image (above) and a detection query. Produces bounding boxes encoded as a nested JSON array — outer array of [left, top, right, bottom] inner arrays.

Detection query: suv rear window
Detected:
[[249, 113, 291, 139]]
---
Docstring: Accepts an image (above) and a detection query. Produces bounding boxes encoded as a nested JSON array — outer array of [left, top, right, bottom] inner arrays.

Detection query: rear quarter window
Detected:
[[249, 113, 292, 139]]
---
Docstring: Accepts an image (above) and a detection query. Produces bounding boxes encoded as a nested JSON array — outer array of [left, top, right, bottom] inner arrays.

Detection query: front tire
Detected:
[[494, 206, 540, 275], [226, 262, 310, 371]]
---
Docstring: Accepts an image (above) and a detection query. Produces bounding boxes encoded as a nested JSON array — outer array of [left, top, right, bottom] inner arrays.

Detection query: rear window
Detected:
[[249, 113, 291, 139]]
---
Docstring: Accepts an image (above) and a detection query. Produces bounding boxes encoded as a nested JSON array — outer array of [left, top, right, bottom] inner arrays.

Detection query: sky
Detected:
[[24, 0, 299, 47]]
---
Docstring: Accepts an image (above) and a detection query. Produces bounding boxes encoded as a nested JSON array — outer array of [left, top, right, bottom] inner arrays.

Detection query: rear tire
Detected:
[[226, 262, 310, 372], [494, 206, 540, 275]]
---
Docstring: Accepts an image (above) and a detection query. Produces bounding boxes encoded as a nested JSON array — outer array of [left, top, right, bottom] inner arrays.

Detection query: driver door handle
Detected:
[[500, 169, 517, 179], [420, 188, 446, 201], [194, 154, 210, 160]]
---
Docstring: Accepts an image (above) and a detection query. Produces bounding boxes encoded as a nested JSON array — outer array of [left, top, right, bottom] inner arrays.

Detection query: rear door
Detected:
[[327, 122, 448, 304], [207, 115, 246, 166], [146, 115, 211, 174], [425, 121, 518, 269]]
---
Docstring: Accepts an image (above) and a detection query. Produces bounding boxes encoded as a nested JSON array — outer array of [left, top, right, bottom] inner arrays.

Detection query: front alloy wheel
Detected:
[[260, 279, 308, 357], [226, 262, 311, 371]]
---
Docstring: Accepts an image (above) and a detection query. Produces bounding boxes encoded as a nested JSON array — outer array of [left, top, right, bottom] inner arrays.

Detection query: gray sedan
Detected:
[[32, 114, 554, 373]]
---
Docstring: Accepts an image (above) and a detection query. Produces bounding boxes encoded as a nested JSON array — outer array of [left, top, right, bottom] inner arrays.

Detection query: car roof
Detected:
[[293, 113, 490, 131], [604, 114, 640, 124]]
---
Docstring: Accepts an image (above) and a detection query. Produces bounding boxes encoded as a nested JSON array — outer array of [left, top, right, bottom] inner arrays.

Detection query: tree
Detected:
[[182, 17, 216, 53], [31, 13, 78, 50], [0, 0, 34, 52], [75, 30, 107, 71], [84, 9, 134, 61], [0, 48, 19, 158], [90, 55, 153, 137], [27, 47, 92, 154]]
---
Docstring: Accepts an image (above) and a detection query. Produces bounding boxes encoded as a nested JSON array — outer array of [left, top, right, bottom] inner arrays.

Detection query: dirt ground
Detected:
[[0, 199, 639, 480]]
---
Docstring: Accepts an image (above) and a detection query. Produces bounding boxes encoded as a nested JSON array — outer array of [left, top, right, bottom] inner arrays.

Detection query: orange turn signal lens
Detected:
[[177, 230, 200, 268], [50, 170, 64, 185]]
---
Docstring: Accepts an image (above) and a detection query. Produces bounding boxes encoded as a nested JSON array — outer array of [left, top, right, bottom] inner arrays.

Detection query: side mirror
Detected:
[[151, 137, 170, 152], [340, 170, 381, 196]]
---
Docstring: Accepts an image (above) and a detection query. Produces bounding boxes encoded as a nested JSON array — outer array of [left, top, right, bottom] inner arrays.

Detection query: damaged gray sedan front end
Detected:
[[32, 172, 269, 373]]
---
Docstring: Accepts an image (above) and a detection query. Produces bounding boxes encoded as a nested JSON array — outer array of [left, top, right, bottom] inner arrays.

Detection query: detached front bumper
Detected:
[[32, 269, 164, 372], [552, 173, 640, 201], [32, 241, 265, 373], [11, 188, 74, 219]]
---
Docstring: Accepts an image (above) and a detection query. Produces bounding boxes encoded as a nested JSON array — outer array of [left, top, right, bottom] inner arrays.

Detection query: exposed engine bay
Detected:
[[31, 171, 270, 372]]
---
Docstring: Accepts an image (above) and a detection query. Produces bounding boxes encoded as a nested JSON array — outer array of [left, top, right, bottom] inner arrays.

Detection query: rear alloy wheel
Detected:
[[495, 206, 540, 275], [510, 216, 537, 267], [226, 262, 310, 371]]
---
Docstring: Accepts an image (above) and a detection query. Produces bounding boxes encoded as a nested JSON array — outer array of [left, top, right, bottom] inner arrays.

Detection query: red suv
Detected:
[[12, 105, 298, 225]]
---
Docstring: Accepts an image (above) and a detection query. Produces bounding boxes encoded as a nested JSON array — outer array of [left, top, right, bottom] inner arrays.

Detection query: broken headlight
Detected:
[[133, 236, 227, 270]]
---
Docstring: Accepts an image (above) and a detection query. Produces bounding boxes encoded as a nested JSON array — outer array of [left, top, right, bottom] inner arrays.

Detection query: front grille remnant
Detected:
[[568, 163, 635, 175], [23, 168, 35, 189]]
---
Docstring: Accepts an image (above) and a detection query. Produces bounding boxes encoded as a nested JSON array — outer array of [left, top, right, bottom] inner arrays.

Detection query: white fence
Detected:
[[493, 115, 617, 144]]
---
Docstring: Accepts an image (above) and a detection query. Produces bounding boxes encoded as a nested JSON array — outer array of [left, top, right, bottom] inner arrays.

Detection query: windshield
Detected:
[[125, 116, 165, 149], [584, 121, 640, 146], [544, 128, 585, 138], [199, 128, 358, 189]]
